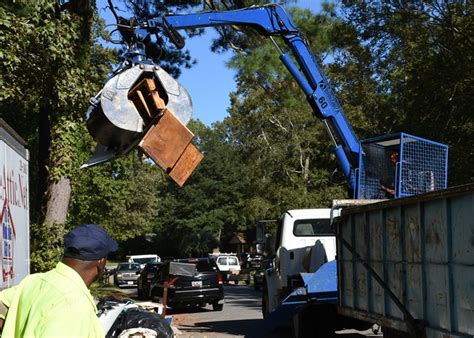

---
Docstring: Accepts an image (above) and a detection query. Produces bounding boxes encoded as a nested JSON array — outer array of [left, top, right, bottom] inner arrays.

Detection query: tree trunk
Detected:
[[40, 0, 92, 228], [303, 156, 310, 181], [44, 177, 71, 227]]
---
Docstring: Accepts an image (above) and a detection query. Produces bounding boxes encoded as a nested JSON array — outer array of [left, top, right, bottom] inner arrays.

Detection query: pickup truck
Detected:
[[262, 208, 335, 317]]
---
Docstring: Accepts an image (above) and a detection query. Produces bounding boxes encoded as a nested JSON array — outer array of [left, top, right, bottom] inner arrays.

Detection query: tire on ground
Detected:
[[212, 302, 223, 311]]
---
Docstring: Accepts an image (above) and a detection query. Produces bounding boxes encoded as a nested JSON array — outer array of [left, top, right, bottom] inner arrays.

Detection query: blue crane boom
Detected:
[[144, 5, 360, 187], [85, 4, 448, 199]]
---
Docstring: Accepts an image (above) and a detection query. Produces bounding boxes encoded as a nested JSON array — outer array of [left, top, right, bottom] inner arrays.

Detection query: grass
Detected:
[[90, 279, 131, 299]]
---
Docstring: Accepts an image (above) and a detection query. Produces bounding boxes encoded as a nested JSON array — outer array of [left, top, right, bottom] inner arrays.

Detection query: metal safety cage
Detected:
[[355, 133, 448, 199]]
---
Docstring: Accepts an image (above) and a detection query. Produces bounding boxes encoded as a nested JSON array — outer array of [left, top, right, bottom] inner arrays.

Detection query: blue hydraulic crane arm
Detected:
[[141, 4, 361, 186]]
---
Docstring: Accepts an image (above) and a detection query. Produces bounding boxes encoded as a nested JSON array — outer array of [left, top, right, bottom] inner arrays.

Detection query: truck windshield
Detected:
[[117, 263, 140, 271], [293, 219, 332, 236], [133, 257, 156, 264]]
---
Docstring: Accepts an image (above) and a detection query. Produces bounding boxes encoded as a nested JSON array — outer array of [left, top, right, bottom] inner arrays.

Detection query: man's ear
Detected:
[[97, 257, 106, 269]]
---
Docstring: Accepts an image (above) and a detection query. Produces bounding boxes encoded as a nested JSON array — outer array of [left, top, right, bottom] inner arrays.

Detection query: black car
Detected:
[[149, 258, 224, 311], [114, 262, 141, 287], [137, 262, 163, 299], [253, 255, 271, 290]]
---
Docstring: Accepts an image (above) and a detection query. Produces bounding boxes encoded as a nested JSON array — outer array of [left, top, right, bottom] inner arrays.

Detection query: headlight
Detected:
[[116, 274, 123, 278]]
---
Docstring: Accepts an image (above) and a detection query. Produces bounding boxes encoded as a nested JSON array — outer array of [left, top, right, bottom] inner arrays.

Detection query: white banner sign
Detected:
[[0, 132, 30, 289]]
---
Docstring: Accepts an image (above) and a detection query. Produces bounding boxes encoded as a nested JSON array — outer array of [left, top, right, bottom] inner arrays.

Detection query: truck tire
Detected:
[[262, 283, 270, 318], [137, 288, 144, 300], [254, 275, 260, 290], [383, 327, 405, 338], [150, 288, 160, 303], [212, 302, 224, 311], [296, 305, 336, 338]]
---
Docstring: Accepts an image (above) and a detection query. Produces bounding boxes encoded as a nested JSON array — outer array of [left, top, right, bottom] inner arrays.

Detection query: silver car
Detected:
[[114, 262, 141, 288]]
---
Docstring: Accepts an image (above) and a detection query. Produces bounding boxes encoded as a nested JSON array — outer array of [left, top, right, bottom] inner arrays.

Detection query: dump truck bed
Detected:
[[336, 184, 474, 337]]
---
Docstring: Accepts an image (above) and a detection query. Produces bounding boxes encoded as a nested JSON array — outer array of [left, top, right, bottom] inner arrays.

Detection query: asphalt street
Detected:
[[121, 284, 383, 337]]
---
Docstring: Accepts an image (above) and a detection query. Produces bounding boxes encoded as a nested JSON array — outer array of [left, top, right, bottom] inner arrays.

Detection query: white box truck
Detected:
[[0, 119, 29, 289]]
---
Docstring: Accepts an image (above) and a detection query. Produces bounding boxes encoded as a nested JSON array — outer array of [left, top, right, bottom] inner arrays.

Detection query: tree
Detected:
[[223, 5, 348, 222], [336, 1, 474, 185], [117, 0, 202, 78], [0, 1, 117, 271], [153, 120, 250, 257], [68, 154, 164, 242]]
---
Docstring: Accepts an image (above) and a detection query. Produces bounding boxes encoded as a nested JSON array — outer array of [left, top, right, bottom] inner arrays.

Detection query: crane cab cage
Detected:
[[355, 133, 448, 199]]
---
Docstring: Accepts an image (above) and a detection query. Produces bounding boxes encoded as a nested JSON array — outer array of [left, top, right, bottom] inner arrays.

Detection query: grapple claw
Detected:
[[84, 63, 202, 186], [84, 64, 192, 167]]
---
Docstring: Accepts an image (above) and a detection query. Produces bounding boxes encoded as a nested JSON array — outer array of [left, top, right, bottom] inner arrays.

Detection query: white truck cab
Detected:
[[264, 208, 336, 315]]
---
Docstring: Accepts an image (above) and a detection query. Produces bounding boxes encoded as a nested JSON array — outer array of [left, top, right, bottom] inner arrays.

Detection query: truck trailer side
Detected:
[[336, 184, 474, 338]]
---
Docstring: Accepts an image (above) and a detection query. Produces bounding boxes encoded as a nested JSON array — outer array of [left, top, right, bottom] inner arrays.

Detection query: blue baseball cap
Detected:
[[63, 224, 118, 260]]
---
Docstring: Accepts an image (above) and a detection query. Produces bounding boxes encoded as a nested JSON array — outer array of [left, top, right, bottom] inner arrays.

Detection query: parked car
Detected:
[[253, 255, 271, 290], [247, 254, 264, 269], [215, 254, 240, 274], [150, 258, 224, 311], [137, 262, 163, 299], [215, 254, 250, 285], [114, 262, 141, 287]]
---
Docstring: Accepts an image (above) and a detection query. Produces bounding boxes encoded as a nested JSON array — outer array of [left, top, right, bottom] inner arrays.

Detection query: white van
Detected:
[[126, 254, 161, 269], [215, 254, 241, 273]]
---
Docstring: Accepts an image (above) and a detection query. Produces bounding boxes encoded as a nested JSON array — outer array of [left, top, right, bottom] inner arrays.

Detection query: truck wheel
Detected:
[[137, 288, 144, 300], [245, 280, 250, 286], [212, 302, 223, 311], [262, 284, 270, 318], [296, 305, 336, 338], [383, 327, 405, 338], [150, 289, 160, 302], [254, 275, 260, 290]]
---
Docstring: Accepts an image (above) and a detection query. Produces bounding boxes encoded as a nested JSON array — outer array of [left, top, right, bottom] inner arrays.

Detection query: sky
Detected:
[[97, 0, 323, 126]]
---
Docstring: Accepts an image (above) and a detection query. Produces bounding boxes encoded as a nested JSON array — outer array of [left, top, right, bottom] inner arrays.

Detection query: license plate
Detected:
[[127, 281, 134, 285], [192, 281, 202, 287]]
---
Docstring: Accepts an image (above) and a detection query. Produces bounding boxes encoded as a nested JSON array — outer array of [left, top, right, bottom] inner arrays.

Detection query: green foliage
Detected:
[[3, 0, 470, 267], [337, 1, 474, 184], [69, 152, 164, 242], [118, 0, 202, 77], [153, 120, 251, 257], [29, 222, 65, 273], [224, 6, 348, 221]]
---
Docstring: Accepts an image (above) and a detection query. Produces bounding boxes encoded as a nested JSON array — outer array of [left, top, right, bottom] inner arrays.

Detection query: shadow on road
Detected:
[[178, 318, 262, 336], [222, 285, 263, 311], [168, 306, 213, 315]]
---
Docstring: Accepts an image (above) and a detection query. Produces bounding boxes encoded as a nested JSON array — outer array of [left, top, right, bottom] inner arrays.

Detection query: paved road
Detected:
[[169, 285, 382, 338], [171, 285, 264, 337], [118, 285, 382, 337]]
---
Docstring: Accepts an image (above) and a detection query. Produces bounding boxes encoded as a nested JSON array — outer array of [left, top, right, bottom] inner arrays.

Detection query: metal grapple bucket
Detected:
[[85, 64, 193, 167], [84, 64, 202, 186]]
